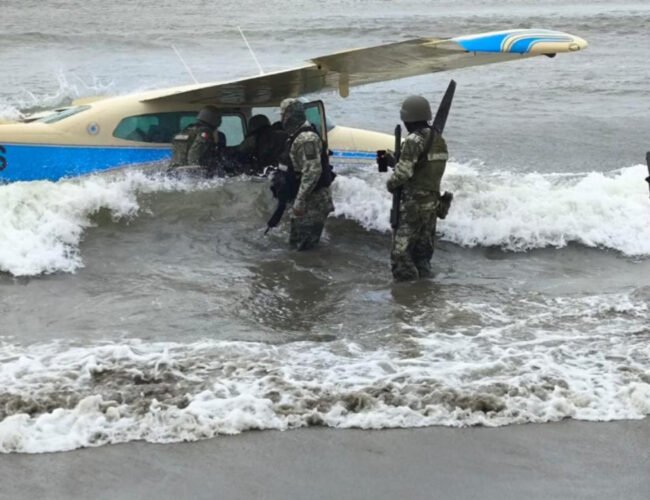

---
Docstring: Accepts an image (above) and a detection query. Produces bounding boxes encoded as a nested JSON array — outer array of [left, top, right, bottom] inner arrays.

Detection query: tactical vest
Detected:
[[407, 129, 448, 193], [169, 123, 214, 168], [283, 125, 335, 191]]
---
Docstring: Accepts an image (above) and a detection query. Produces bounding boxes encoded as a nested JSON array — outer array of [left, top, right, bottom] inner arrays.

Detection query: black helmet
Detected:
[[197, 105, 222, 128], [400, 95, 432, 123], [248, 114, 271, 135]]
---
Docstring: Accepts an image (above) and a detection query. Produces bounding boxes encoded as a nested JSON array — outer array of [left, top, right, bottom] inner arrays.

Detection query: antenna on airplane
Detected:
[[171, 44, 199, 84], [238, 27, 265, 75]]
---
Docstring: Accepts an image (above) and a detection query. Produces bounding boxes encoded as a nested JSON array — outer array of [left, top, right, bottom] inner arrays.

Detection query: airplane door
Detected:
[[304, 100, 328, 145]]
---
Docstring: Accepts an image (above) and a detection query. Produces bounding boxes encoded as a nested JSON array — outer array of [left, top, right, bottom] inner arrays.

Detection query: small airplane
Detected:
[[0, 29, 587, 183]]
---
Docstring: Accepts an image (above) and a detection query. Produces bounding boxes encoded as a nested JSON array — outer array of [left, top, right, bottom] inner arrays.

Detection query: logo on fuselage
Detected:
[[0, 145, 6, 172]]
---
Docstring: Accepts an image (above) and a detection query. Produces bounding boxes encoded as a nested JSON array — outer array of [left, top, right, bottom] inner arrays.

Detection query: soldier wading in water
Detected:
[[276, 98, 335, 250], [385, 95, 451, 281]]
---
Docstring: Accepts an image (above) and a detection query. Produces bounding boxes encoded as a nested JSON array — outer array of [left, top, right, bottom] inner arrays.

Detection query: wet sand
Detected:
[[2, 420, 648, 500]]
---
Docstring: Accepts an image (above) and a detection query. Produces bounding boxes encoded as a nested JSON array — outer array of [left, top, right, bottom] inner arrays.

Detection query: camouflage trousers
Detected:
[[290, 187, 334, 251], [390, 192, 438, 281]]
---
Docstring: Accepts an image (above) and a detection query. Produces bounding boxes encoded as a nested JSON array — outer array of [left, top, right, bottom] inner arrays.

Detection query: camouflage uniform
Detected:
[[175, 124, 219, 164], [387, 129, 448, 280], [168, 106, 223, 176], [280, 99, 334, 251]]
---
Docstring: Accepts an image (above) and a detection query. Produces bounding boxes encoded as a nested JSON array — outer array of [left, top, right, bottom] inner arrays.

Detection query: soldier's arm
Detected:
[[386, 134, 424, 191], [293, 133, 323, 209], [188, 131, 213, 165]]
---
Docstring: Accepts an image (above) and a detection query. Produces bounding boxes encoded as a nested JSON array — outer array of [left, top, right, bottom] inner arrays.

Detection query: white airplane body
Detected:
[[0, 29, 587, 183]]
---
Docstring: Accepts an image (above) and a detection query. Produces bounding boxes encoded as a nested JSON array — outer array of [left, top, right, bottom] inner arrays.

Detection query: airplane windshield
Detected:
[[37, 106, 90, 124]]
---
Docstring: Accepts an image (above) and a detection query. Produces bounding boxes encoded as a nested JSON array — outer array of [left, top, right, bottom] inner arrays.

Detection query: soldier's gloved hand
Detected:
[[376, 150, 395, 173], [386, 177, 399, 193]]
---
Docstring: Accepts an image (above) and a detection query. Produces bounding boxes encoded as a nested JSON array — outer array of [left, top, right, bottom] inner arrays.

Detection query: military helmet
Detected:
[[280, 98, 305, 119], [248, 114, 271, 134], [197, 105, 222, 128], [280, 98, 306, 131], [400, 95, 432, 123]]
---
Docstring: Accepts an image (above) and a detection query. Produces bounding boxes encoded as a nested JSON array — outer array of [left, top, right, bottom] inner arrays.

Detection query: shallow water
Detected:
[[1, 0, 649, 453]]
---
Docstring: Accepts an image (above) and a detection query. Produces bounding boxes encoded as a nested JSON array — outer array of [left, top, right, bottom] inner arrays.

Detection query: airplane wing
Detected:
[[141, 29, 587, 107]]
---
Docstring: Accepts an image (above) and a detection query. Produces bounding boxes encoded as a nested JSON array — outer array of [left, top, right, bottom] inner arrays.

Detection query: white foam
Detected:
[[2, 161, 648, 277], [333, 171, 392, 232], [333, 162, 650, 256], [0, 290, 647, 453], [0, 171, 218, 276], [0, 71, 117, 121]]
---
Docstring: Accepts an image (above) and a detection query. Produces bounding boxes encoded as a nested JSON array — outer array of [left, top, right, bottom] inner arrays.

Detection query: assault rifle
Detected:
[[265, 166, 298, 235], [389, 80, 457, 231], [646, 152, 650, 198]]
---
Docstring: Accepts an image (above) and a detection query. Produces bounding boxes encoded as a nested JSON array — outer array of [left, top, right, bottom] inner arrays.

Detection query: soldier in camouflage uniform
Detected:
[[280, 98, 335, 250], [386, 95, 449, 281], [168, 105, 225, 176]]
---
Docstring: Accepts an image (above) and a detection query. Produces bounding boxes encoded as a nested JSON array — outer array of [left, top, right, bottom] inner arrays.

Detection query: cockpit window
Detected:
[[216, 115, 245, 146], [114, 112, 246, 145], [37, 106, 90, 124], [114, 112, 196, 143]]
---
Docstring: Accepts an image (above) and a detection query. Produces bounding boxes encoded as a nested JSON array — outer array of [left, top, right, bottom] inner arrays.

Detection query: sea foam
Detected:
[[0, 71, 116, 120], [0, 288, 648, 453], [1, 162, 648, 277], [334, 162, 650, 256], [0, 171, 215, 276]]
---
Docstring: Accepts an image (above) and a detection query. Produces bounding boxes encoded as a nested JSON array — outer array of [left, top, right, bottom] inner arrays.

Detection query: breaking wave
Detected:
[[0, 72, 116, 121], [334, 162, 650, 256], [1, 286, 648, 453], [0, 171, 221, 276], [1, 161, 648, 277]]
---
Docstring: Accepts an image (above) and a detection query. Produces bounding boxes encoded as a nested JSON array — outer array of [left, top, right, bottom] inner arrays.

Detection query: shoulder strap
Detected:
[[418, 128, 435, 162]]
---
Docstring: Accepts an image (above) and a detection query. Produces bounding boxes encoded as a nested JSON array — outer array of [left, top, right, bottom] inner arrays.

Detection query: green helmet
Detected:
[[197, 105, 222, 128], [280, 98, 306, 131], [400, 95, 432, 123]]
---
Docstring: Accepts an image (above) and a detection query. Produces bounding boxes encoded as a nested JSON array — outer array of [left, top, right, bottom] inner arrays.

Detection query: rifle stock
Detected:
[[433, 80, 456, 135]]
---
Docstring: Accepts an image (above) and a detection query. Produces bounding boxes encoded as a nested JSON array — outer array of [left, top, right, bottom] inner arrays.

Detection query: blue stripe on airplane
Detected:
[[510, 36, 572, 53], [0, 144, 171, 182], [455, 33, 510, 53], [0, 144, 375, 183], [455, 32, 573, 54], [331, 150, 376, 160]]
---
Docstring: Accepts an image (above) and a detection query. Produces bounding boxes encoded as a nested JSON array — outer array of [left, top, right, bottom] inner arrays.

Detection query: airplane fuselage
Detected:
[[0, 93, 391, 183]]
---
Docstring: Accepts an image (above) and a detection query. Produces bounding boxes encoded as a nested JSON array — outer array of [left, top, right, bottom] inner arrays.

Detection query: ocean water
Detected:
[[1, 0, 649, 453]]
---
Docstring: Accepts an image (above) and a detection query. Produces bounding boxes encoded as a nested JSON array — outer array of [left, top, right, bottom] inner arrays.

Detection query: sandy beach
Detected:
[[2, 419, 648, 500]]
